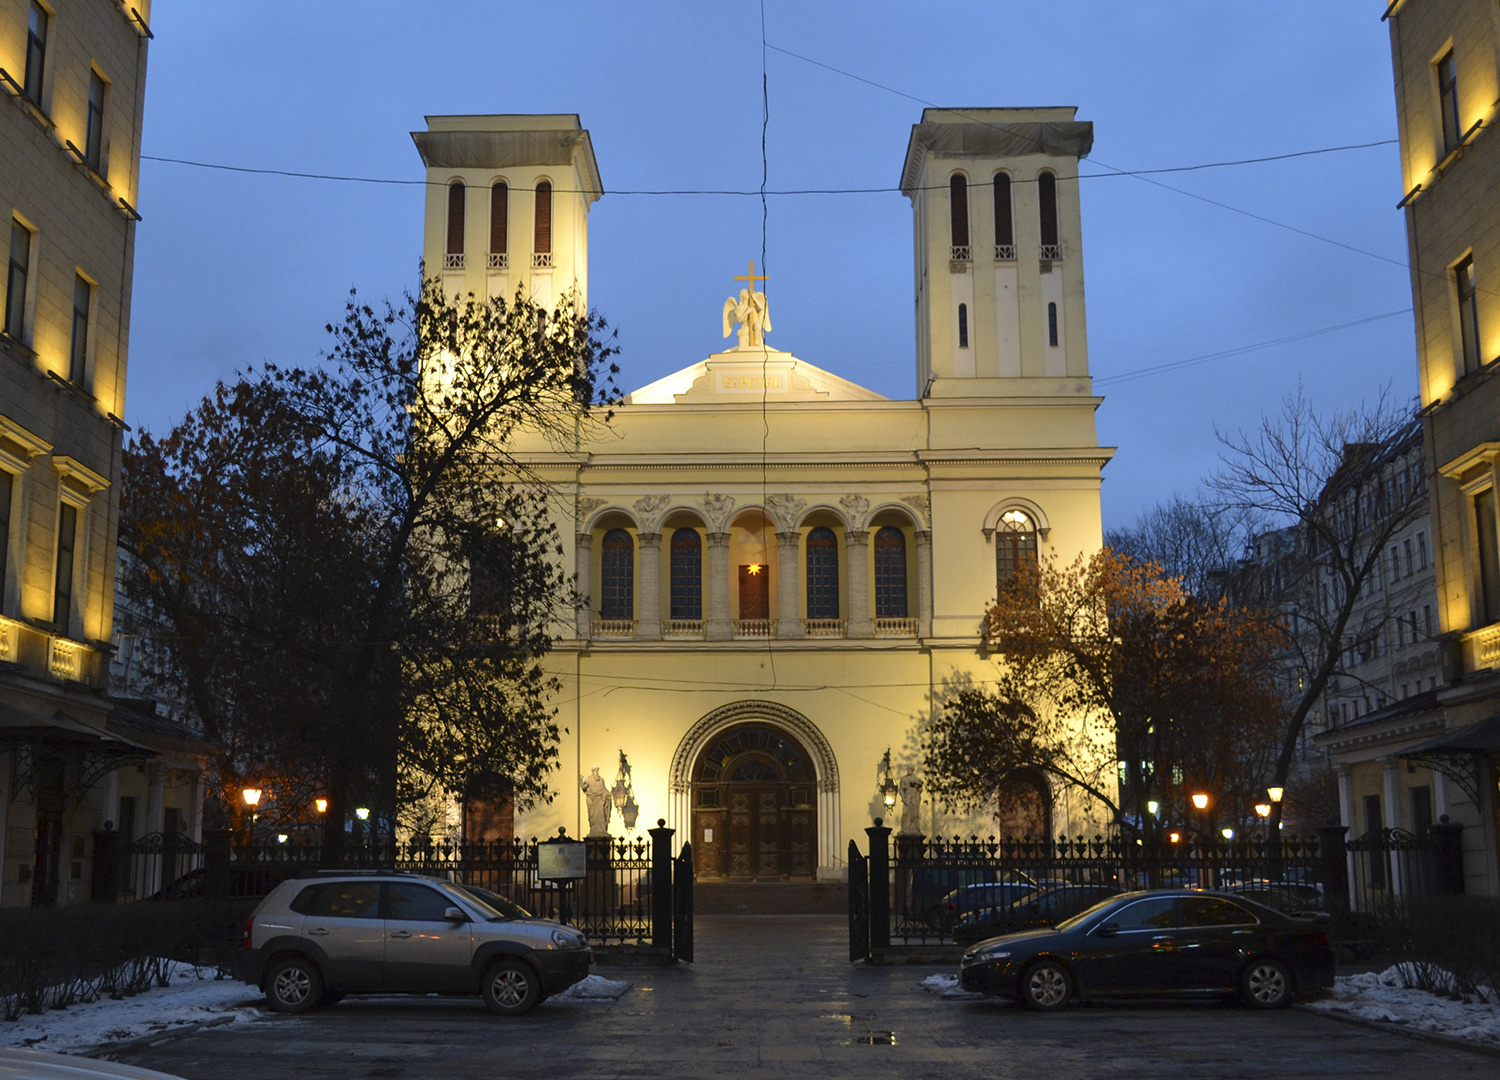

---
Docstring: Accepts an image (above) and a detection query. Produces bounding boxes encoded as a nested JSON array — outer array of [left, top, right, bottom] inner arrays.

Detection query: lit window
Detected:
[[600, 528, 633, 620], [5, 219, 32, 342], [670, 528, 702, 620], [534, 181, 552, 256], [85, 71, 106, 174], [1437, 50, 1461, 153], [1456, 255, 1480, 373], [957, 303, 968, 349], [873, 527, 907, 619], [69, 274, 90, 383], [53, 502, 76, 631], [806, 527, 839, 619], [949, 174, 969, 257], [445, 181, 465, 266], [995, 509, 1038, 588], [24, 3, 47, 105]]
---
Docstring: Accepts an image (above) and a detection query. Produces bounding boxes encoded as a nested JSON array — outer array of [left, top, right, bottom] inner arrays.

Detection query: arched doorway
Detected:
[[995, 768, 1052, 840], [692, 724, 816, 880], [461, 772, 515, 844]]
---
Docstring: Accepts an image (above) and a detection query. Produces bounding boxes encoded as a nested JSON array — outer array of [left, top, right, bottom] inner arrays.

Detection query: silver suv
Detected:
[[233, 871, 591, 1016]]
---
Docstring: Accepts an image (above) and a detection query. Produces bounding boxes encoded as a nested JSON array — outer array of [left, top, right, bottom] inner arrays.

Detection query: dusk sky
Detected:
[[126, 3, 1413, 531]]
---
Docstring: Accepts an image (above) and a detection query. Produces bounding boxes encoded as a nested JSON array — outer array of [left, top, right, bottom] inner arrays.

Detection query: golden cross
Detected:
[[732, 259, 769, 293]]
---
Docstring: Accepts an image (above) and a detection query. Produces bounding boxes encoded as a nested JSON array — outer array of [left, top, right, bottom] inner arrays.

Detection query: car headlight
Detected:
[[551, 929, 583, 949], [973, 946, 1012, 960]]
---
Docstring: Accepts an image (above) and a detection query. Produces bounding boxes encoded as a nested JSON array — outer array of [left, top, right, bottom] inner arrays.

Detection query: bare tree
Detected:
[[1104, 494, 1254, 600]]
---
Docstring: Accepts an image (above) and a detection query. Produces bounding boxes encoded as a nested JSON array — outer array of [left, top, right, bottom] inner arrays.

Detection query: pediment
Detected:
[[624, 349, 889, 405]]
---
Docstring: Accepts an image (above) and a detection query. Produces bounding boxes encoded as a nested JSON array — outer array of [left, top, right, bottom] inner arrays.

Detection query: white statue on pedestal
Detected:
[[722, 259, 772, 348], [898, 772, 923, 836], [581, 767, 611, 837]]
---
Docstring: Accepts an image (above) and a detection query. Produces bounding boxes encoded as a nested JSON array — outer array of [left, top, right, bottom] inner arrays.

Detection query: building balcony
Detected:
[[1460, 622, 1500, 673], [732, 619, 775, 640], [949, 245, 971, 263], [443, 253, 465, 270], [802, 618, 847, 639], [872, 617, 918, 638], [662, 619, 705, 640], [1039, 243, 1063, 261], [993, 243, 1016, 261], [0, 614, 103, 687], [531, 252, 553, 269], [590, 619, 637, 640], [487, 252, 508, 270]]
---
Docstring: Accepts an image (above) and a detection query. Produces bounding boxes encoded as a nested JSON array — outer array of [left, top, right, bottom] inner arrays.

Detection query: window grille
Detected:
[[601, 528, 634, 620], [873, 526, 907, 619], [805, 527, 839, 619], [670, 528, 702, 620]]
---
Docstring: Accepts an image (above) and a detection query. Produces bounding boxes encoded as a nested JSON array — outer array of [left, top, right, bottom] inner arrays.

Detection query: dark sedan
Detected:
[[959, 889, 1334, 1011], [954, 884, 1121, 944]]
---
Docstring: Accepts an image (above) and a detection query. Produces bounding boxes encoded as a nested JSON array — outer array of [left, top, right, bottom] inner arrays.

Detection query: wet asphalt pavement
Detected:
[[110, 915, 1495, 1079]]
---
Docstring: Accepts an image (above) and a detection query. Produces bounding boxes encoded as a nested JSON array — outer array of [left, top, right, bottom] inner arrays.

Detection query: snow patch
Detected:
[[919, 974, 984, 1000], [1308, 966, 1500, 1046], [548, 975, 631, 1002]]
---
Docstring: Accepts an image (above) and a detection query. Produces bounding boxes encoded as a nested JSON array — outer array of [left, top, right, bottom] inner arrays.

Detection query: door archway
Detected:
[[691, 724, 816, 880]]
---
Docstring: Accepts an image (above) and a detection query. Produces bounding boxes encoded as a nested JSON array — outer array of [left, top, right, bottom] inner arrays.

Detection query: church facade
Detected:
[[413, 109, 1114, 880]]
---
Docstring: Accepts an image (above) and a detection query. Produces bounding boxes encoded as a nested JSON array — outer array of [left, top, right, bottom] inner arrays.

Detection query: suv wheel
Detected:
[[481, 959, 541, 1016], [266, 956, 323, 1014]]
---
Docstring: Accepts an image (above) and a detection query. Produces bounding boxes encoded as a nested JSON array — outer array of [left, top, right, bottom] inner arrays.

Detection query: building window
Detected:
[[53, 502, 76, 631], [949, 174, 969, 258], [873, 526, 907, 619], [957, 303, 968, 349], [85, 71, 106, 174], [1474, 488, 1500, 625], [806, 527, 839, 619], [445, 181, 465, 267], [489, 182, 508, 265], [1404, 538, 1414, 576], [600, 528, 634, 620], [995, 509, 1038, 589], [1424, 603, 1433, 636], [1456, 255, 1480, 373], [1047, 302, 1059, 347], [24, 3, 47, 105], [69, 274, 90, 383], [1038, 171, 1059, 251], [1418, 531, 1428, 569], [5, 219, 32, 342], [993, 173, 1014, 258], [669, 528, 702, 620], [534, 180, 552, 256], [1437, 49, 1461, 153]]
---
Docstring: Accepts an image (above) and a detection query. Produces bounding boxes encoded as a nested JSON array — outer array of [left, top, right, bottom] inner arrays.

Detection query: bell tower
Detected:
[[901, 108, 1094, 397], [412, 115, 602, 310]]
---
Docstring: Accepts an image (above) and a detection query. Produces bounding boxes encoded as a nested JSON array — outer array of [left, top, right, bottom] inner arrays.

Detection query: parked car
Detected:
[[1218, 880, 1325, 916], [146, 866, 290, 902], [959, 889, 1335, 1011], [234, 870, 591, 1016], [0, 1048, 188, 1078], [954, 884, 1121, 944], [924, 872, 1048, 934]]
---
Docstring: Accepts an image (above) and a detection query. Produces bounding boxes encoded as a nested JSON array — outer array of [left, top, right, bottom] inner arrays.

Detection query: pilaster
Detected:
[[845, 530, 871, 637], [637, 533, 662, 640], [574, 533, 593, 639], [776, 531, 803, 639], [706, 533, 731, 641]]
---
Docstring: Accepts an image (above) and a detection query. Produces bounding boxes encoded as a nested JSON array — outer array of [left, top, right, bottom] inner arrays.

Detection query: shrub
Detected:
[[1388, 895, 1500, 1003]]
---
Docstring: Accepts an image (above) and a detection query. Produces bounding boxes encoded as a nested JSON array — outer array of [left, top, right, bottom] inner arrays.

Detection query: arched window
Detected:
[[670, 528, 702, 620], [600, 528, 634, 620], [1047, 302, 1059, 347], [957, 303, 969, 349], [489, 182, 508, 268], [949, 174, 969, 257], [806, 527, 839, 619], [873, 526, 907, 619], [533, 180, 552, 262], [445, 182, 465, 267], [993, 173, 1014, 258], [1038, 171, 1059, 253], [995, 510, 1038, 589]]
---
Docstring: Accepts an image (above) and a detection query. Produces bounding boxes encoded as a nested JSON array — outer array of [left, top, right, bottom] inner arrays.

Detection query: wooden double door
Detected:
[[691, 724, 817, 881]]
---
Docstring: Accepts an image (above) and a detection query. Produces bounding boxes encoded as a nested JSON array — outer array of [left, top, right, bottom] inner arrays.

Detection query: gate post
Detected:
[[1317, 824, 1350, 920], [202, 828, 233, 901], [867, 819, 892, 954], [1427, 816, 1465, 894], [650, 819, 675, 951]]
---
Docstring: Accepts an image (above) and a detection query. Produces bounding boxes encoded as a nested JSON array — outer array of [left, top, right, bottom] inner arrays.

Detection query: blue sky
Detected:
[[126, 2, 1414, 530]]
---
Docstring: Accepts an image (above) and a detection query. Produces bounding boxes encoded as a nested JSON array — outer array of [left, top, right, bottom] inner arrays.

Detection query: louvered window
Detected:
[[534, 181, 552, 255], [446, 182, 465, 264], [489, 182, 508, 266], [1038, 171, 1059, 249], [993, 173, 1014, 257], [949, 174, 969, 255]]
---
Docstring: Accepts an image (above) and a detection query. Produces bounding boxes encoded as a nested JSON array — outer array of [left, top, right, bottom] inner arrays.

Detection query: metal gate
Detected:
[[847, 840, 869, 961], [672, 842, 694, 963]]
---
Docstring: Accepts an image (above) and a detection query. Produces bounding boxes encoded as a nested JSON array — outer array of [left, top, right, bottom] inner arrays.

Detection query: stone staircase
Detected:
[[694, 881, 848, 915]]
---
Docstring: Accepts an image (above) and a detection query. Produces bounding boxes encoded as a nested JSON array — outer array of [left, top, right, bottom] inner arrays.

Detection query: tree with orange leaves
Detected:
[[924, 549, 1283, 839]]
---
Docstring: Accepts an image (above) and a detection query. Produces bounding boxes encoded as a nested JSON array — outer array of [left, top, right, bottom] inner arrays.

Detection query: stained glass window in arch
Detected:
[[670, 528, 702, 620], [874, 526, 907, 619], [995, 509, 1038, 589], [600, 528, 634, 620], [806, 527, 839, 619]]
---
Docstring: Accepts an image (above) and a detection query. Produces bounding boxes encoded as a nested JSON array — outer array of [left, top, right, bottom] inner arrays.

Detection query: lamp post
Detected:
[[241, 787, 262, 844], [1266, 785, 1285, 878], [878, 749, 898, 815], [1190, 792, 1211, 886], [610, 750, 640, 833]]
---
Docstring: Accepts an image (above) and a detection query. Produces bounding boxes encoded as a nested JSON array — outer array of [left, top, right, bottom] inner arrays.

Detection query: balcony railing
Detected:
[[49, 637, 87, 681], [803, 618, 847, 638], [873, 617, 918, 638], [0, 615, 100, 686], [590, 619, 637, 640], [662, 619, 705, 639], [531, 252, 553, 269], [1039, 243, 1063, 261], [993, 243, 1016, 261], [732, 619, 775, 639], [487, 252, 508, 270], [1462, 622, 1500, 672], [444, 253, 465, 270], [0, 615, 18, 663], [949, 245, 971, 263]]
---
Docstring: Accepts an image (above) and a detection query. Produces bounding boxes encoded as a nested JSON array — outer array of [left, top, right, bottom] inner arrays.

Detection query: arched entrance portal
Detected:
[[692, 724, 816, 880], [995, 768, 1052, 840]]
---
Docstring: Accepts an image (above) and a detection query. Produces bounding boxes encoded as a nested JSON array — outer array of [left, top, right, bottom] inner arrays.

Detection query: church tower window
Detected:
[[993, 173, 1014, 260], [995, 509, 1038, 589], [670, 528, 702, 620], [489, 182, 508, 269], [533, 180, 553, 268], [806, 527, 839, 619], [1038, 171, 1059, 258], [1048, 302, 1059, 347], [445, 182, 465, 269], [601, 528, 634, 620], [958, 304, 969, 349], [949, 174, 970, 260], [873, 527, 907, 619]]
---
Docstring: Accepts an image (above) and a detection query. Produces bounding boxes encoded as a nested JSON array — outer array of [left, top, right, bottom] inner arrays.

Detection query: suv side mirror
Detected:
[[1095, 922, 1119, 937], [443, 906, 468, 922]]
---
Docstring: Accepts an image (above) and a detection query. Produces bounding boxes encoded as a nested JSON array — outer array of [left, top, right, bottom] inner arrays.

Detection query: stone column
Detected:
[[776, 531, 803, 639], [574, 533, 593, 639], [144, 766, 165, 897], [706, 533, 731, 640], [637, 533, 661, 640], [845, 530, 871, 637], [1381, 757, 1404, 897], [914, 530, 933, 637]]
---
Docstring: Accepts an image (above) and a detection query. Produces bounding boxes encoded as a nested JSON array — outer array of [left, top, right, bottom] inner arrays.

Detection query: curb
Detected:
[[1298, 1002, 1500, 1061], [90, 1012, 248, 1060]]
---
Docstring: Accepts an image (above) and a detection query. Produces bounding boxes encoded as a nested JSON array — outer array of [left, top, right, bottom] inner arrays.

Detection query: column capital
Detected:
[[776, 530, 801, 545], [637, 531, 662, 548], [706, 531, 731, 546], [575, 532, 594, 548], [845, 529, 870, 546]]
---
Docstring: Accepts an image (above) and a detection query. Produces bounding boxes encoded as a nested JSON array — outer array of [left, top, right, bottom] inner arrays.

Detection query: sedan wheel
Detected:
[[482, 960, 541, 1017], [1019, 960, 1072, 1011], [265, 957, 323, 1014], [1240, 958, 1293, 1009]]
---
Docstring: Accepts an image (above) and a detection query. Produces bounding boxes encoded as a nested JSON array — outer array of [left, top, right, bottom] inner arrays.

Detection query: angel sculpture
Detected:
[[722, 287, 772, 348]]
